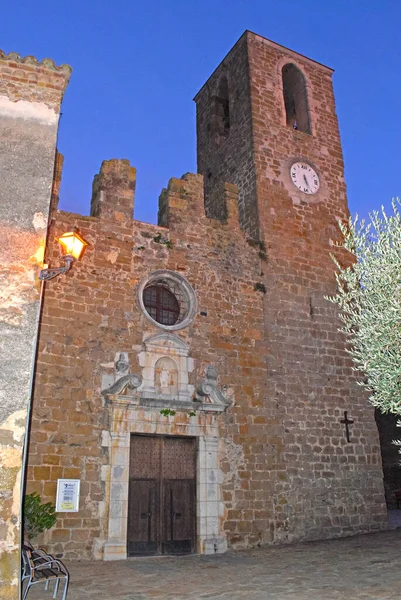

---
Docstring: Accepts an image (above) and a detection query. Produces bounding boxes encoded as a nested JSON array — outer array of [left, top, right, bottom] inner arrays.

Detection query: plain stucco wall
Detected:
[[0, 52, 70, 599]]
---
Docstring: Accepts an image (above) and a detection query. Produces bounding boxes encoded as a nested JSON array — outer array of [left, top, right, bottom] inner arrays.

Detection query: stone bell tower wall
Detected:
[[195, 31, 387, 542], [195, 34, 259, 239], [247, 33, 387, 541]]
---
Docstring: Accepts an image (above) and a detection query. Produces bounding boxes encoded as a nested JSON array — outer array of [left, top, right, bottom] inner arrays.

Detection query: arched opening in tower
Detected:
[[282, 63, 311, 134]]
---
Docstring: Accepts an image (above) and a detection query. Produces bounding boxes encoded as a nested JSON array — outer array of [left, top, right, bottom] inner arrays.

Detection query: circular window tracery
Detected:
[[137, 271, 197, 330], [143, 284, 180, 326]]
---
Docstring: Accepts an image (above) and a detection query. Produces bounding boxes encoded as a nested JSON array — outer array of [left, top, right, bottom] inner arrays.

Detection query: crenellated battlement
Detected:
[[90, 159, 137, 224], [45, 157, 250, 287], [0, 49, 72, 72], [53, 157, 243, 241], [0, 49, 71, 112]]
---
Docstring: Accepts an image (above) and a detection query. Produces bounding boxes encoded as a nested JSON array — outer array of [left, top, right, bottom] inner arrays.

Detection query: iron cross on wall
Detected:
[[340, 411, 354, 443]]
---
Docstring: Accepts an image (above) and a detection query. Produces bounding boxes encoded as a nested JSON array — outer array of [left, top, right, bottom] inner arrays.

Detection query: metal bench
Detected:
[[21, 545, 69, 600]]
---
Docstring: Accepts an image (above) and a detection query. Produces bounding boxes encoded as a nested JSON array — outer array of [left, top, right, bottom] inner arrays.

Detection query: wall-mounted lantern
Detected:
[[39, 230, 89, 281]]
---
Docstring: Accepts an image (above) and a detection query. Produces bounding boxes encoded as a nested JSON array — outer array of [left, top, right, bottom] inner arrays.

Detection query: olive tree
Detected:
[[327, 200, 401, 416]]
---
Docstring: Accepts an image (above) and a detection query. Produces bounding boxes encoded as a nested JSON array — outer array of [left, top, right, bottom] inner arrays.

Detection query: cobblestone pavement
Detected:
[[26, 529, 401, 600]]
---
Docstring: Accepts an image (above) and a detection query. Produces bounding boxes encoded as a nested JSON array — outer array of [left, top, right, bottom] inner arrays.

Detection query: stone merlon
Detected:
[[0, 49, 72, 112]]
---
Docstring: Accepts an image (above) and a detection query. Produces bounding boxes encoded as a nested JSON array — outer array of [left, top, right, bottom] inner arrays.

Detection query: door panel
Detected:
[[162, 437, 196, 479], [163, 479, 195, 554], [127, 435, 196, 556], [129, 435, 160, 479], [127, 479, 158, 555]]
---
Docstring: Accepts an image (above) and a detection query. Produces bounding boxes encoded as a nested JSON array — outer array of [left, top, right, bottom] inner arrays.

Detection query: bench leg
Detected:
[[22, 581, 30, 600], [61, 575, 69, 600]]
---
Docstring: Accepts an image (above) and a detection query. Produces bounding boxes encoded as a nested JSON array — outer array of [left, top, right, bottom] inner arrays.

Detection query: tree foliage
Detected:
[[327, 200, 401, 415]]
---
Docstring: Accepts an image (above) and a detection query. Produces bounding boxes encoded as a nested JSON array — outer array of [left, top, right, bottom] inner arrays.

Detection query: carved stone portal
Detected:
[[101, 337, 232, 560]]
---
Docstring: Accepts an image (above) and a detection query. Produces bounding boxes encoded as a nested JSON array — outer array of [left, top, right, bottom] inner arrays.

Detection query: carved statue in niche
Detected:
[[155, 357, 178, 396], [160, 367, 170, 391]]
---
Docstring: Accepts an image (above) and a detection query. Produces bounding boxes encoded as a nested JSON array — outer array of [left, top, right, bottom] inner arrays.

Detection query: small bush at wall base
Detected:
[[24, 493, 57, 541]]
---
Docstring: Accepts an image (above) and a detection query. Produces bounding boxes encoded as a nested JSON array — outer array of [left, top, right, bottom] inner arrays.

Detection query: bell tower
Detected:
[[195, 31, 387, 541], [194, 30, 349, 238]]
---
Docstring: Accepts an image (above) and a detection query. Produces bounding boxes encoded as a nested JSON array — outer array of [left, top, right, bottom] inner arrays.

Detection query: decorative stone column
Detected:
[[198, 436, 227, 554], [103, 432, 130, 561]]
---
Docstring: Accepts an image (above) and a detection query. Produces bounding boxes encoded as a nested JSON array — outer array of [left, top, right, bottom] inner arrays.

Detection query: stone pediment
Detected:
[[101, 335, 232, 414], [103, 364, 232, 415], [142, 332, 189, 355]]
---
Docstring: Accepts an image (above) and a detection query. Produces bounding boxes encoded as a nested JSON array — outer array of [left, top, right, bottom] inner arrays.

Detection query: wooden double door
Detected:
[[127, 435, 196, 556]]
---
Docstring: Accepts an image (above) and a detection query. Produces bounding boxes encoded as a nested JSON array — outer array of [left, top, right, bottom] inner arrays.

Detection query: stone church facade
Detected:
[[25, 31, 388, 560]]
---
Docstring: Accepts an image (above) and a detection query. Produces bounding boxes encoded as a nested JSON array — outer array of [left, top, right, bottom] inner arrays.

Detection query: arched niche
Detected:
[[137, 332, 194, 402]]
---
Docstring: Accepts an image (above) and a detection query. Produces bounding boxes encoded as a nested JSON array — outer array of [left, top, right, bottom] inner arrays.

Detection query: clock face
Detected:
[[290, 162, 320, 195]]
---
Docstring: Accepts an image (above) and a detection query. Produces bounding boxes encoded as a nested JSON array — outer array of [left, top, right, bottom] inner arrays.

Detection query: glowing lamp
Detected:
[[57, 231, 88, 261], [39, 230, 89, 281]]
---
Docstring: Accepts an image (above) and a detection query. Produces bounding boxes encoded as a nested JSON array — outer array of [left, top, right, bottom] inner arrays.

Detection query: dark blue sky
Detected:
[[2, 1, 401, 224]]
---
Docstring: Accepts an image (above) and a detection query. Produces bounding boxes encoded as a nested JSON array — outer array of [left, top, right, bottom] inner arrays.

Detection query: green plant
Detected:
[[327, 200, 401, 415], [24, 493, 57, 540], [160, 408, 176, 417], [153, 234, 174, 249], [254, 282, 266, 294]]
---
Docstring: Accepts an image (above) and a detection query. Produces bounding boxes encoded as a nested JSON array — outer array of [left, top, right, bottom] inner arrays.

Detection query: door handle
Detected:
[[140, 512, 151, 519], [172, 512, 181, 518]]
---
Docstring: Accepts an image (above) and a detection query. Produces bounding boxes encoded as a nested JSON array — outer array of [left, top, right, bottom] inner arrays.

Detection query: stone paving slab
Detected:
[[25, 530, 401, 600]]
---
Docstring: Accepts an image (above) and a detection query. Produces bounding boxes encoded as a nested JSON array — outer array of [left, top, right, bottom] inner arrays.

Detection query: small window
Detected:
[[282, 63, 311, 134], [143, 285, 180, 326]]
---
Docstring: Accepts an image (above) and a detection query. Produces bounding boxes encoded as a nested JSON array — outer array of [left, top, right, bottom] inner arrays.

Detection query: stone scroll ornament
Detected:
[[101, 373, 143, 397], [195, 365, 232, 409]]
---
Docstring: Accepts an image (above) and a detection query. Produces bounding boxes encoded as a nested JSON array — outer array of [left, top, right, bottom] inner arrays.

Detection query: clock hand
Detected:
[[303, 174, 310, 189]]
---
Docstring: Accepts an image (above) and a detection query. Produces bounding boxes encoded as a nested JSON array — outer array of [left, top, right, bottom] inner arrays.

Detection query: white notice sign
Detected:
[[56, 479, 80, 512]]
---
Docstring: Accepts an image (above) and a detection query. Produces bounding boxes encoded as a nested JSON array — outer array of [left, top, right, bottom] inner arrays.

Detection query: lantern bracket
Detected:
[[38, 229, 88, 282], [39, 255, 74, 281]]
